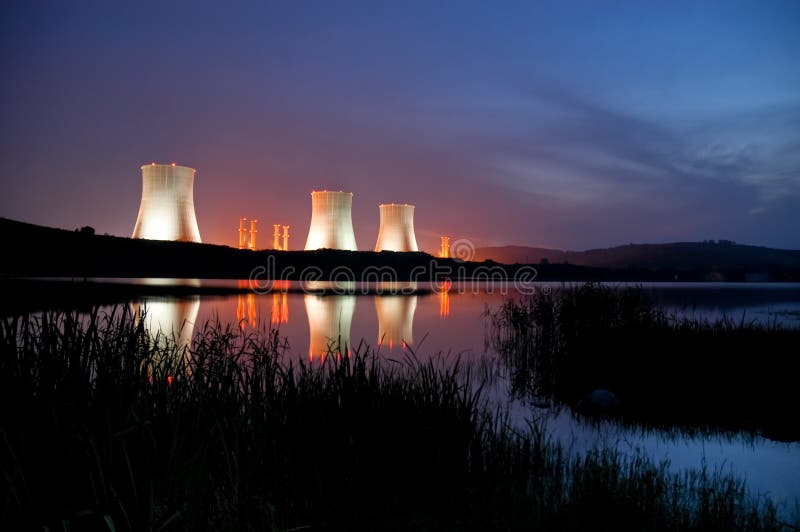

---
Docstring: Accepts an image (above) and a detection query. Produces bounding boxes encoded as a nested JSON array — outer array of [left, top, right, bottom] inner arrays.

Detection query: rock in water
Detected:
[[576, 389, 620, 414]]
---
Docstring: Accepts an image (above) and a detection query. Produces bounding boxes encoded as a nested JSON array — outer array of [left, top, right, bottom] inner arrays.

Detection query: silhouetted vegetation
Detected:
[[4, 217, 799, 281], [489, 283, 800, 440], [1, 309, 792, 530]]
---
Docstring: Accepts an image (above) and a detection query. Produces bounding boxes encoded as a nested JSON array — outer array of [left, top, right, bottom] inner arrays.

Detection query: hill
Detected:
[[0, 217, 553, 281], [475, 242, 800, 272], [2, 218, 799, 282]]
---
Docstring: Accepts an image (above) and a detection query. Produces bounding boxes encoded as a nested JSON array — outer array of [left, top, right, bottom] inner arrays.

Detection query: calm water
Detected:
[[24, 281, 800, 512]]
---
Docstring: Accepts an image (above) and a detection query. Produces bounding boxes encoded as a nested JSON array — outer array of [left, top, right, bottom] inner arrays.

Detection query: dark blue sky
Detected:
[[1, 0, 798, 251]]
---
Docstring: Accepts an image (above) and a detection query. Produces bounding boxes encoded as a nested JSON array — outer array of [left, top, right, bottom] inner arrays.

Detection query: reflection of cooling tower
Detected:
[[375, 295, 417, 348], [374, 203, 418, 252], [131, 297, 200, 351], [304, 191, 357, 250], [304, 294, 356, 359], [132, 163, 201, 242]]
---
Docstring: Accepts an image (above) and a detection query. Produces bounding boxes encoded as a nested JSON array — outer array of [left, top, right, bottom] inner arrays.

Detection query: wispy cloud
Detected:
[[479, 86, 800, 215]]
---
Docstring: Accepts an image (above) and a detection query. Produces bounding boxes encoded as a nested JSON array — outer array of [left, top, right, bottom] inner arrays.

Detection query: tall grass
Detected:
[[0, 307, 789, 530], [488, 283, 800, 440]]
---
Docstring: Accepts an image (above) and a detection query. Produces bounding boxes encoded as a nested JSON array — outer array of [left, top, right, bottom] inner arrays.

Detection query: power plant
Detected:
[[130, 164, 454, 255], [304, 190, 357, 251], [132, 163, 201, 242], [374, 203, 418, 252]]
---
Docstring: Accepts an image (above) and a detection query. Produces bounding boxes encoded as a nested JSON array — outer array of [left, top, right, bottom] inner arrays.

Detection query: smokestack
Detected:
[[273, 224, 281, 250], [304, 190, 357, 250], [282, 225, 290, 251], [374, 203, 418, 252], [248, 219, 258, 250], [238, 218, 248, 249], [440, 236, 451, 258], [132, 163, 201, 242]]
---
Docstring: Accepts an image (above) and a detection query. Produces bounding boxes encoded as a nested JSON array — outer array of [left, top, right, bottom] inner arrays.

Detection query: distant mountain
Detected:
[[474, 242, 800, 270]]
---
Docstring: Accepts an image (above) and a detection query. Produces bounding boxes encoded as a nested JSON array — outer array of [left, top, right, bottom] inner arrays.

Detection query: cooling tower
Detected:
[[375, 295, 417, 349], [132, 163, 201, 242], [304, 294, 356, 359], [374, 203, 418, 252], [304, 190, 357, 250]]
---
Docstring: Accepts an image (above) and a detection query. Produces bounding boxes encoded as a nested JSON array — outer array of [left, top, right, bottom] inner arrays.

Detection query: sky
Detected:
[[1, 0, 799, 252]]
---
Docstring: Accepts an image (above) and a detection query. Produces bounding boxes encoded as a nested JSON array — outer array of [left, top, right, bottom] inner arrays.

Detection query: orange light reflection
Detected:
[[439, 280, 451, 318]]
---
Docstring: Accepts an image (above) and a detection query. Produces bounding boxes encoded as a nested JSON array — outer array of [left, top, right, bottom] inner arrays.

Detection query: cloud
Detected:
[[476, 85, 799, 216]]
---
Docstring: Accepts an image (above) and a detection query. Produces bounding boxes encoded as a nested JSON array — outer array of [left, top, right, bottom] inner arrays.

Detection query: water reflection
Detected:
[[304, 294, 356, 360], [375, 295, 416, 349], [136, 278, 202, 288], [438, 280, 451, 318], [375, 281, 417, 295], [236, 280, 258, 330], [303, 280, 357, 293], [271, 280, 290, 325], [131, 297, 200, 351]]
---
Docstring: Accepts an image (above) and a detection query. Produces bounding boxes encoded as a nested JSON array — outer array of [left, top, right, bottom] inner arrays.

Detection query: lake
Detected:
[[12, 280, 800, 514]]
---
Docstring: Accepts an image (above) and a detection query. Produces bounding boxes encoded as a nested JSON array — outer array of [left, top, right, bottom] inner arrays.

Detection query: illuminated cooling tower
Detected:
[[375, 295, 417, 349], [304, 294, 356, 359], [374, 203, 418, 252], [132, 163, 201, 242], [304, 190, 357, 250]]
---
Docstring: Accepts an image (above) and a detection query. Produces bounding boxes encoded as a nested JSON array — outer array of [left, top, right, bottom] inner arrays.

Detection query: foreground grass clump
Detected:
[[489, 283, 800, 440], [0, 308, 787, 531]]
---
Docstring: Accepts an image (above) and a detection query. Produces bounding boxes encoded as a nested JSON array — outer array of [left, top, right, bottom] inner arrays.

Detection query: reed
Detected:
[[488, 283, 800, 440], [0, 306, 789, 530]]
